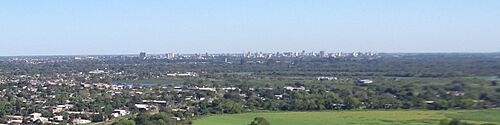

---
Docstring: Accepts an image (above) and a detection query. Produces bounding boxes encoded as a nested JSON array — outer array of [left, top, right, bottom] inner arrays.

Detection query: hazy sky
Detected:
[[1, 0, 499, 56]]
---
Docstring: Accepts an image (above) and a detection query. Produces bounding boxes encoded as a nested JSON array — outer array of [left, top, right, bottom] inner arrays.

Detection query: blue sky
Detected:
[[1, 0, 499, 56]]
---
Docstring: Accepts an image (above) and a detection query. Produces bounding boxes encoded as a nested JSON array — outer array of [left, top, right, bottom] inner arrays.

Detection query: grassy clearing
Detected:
[[194, 110, 500, 125], [444, 110, 500, 123]]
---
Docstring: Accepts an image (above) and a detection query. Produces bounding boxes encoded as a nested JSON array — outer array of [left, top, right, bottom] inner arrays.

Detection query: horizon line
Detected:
[[1, 51, 500, 57]]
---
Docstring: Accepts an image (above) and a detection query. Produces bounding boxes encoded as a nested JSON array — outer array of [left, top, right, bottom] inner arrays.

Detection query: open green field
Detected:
[[194, 110, 500, 125]]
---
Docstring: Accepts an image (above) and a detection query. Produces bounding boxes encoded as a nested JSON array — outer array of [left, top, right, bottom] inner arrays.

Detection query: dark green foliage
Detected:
[[91, 114, 105, 122], [439, 118, 482, 125], [132, 112, 173, 125], [113, 119, 136, 125], [249, 117, 271, 125], [449, 118, 461, 125], [439, 118, 462, 125]]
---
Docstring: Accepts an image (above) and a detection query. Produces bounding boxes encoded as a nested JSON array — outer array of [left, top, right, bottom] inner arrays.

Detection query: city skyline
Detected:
[[1, 0, 500, 56]]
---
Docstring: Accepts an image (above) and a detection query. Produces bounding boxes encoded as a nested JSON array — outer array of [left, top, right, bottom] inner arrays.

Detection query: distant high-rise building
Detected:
[[166, 53, 176, 59], [245, 52, 252, 58], [195, 53, 203, 59], [257, 52, 264, 58], [352, 52, 360, 57], [139, 52, 146, 59], [319, 51, 326, 58]]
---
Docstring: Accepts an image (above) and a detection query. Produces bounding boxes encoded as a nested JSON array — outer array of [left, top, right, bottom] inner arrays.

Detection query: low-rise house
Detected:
[[93, 83, 110, 89], [185, 96, 194, 101], [317, 77, 338, 81], [221, 87, 239, 91], [142, 100, 167, 104], [169, 117, 182, 125], [51, 104, 73, 113], [111, 110, 130, 117], [274, 94, 284, 100], [284, 86, 306, 91], [262, 87, 274, 90], [70, 118, 92, 124], [6, 115, 24, 124], [173, 86, 183, 92], [357, 79, 373, 85], [170, 117, 181, 121], [239, 94, 247, 98], [111, 85, 124, 90], [53, 116, 64, 122], [51, 107, 63, 113], [29, 113, 42, 120], [197, 87, 216, 92], [29, 113, 49, 123], [424, 101, 435, 104], [171, 108, 187, 112], [135, 104, 151, 111], [89, 69, 107, 74], [446, 91, 465, 96], [188, 86, 216, 92], [80, 83, 92, 88]]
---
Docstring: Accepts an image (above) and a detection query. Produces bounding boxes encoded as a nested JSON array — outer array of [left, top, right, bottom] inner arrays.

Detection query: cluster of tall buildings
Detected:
[[243, 51, 377, 58], [137, 51, 377, 60], [138, 52, 177, 59]]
